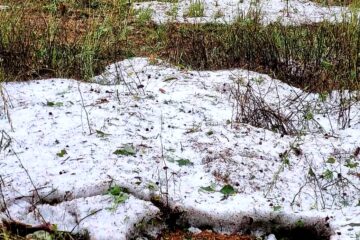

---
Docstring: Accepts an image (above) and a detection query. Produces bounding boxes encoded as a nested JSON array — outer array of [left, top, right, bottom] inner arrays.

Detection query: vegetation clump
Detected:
[[0, 1, 359, 92]]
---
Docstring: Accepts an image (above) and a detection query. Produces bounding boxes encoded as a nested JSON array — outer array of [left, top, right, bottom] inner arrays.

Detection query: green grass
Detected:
[[0, 1, 359, 92], [310, 0, 360, 7], [184, 0, 205, 17], [137, 7, 153, 25], [163, 20, 360, 92]]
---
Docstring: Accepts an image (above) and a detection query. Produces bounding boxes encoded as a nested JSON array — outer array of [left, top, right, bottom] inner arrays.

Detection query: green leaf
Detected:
[[199, 184, 216, 193], [113, 145, 136, 156], [323, 169, 333, 180], [327, 156, 336, 164], [308, 168, 315, 177], [319, 92, 328, 102], [295, 220, 305, 228], [56, 149, 67, 157], [26, 230, 53, 240], [273, 205, 282, 211], [47, 101, 63, 107], [345, 160, 359, 169], [163, 76, 178, 82], [206, 130, 214, 136], [108, 185, 129, 196], [304, 111, 313, 120], [321, 60, 333, 70], [107, 185, 129, 210], [147, 182, 157, 191], [96, 130, 111, 137], [108, 185, 122, 196], [113, 192, 129, 204], [220, 184, 236, 196], [176, 158, 193, 166]]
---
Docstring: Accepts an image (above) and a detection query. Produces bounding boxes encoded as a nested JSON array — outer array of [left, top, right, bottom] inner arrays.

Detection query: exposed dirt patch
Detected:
[[159, 229, 254, 240]]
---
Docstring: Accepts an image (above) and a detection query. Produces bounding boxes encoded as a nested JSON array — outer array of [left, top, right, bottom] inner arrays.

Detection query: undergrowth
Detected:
[[0, 0, 359, 93]]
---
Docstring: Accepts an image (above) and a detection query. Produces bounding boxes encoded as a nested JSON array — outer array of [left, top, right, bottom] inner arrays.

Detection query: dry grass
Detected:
[[0, 1, 359, 93], [310, 0, 360, 7]]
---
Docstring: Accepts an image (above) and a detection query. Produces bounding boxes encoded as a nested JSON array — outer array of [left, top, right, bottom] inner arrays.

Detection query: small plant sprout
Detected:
[[107, 185, 129, 211], [220, 184, 236, 196], [176, 158, 194, 166], [273, 205, 282, 211], [113, 145, 136, 156], [56, 149, 67, 157]]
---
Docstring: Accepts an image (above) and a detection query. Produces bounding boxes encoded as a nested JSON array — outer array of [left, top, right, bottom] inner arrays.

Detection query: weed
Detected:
[[107, 185, 129, 210], [56, 149, 67, 157], [113, 145, 136, 156], [176, 158, 193, 166], [220, 184, 236, 196]]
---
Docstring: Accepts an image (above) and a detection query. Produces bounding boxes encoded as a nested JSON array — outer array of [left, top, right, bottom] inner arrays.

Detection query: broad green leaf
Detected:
[[323, 169, 333, 180], [108, 185, 122, 196], [273, 205, 282, 211], [176, 158, 193, 166], [220, 184, 236, 195], [107, 185, 129, 210], [327, 156, 336, 164], [56, 149, 67, 157], [113, 145, 136, 156], [206, 130, 214, 136], [345, 160, 358, 169]]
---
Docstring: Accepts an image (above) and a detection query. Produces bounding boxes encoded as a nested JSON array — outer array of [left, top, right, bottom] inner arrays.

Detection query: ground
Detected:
[[0, 58, 359, 239], [0, 0, 359, 239]]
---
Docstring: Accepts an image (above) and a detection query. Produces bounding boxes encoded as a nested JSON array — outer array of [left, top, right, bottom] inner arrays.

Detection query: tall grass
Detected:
[[164, 19, 360, 92], [0, 1, 359, 92]]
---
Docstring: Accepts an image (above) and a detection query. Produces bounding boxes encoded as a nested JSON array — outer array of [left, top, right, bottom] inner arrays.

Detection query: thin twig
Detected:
[[0, 84, 14, 131], [70, 208, 102, 234], [77, 83, 93, 135], [0, 175, 12, 220]]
